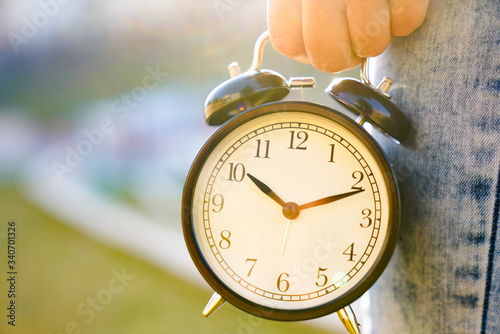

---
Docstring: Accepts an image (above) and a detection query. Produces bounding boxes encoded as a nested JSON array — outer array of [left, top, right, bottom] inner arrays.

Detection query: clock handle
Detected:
[[360, 58, 393, 99], [249, 30, 270, 72], [337, 305, 362, 334]]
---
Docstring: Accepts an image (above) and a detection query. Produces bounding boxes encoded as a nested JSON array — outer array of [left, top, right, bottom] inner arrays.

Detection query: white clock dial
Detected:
[[183, 102, 399, 320]]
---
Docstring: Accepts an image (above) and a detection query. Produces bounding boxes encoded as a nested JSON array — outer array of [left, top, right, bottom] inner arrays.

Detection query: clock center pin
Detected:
[[282, 202, 300, 220]]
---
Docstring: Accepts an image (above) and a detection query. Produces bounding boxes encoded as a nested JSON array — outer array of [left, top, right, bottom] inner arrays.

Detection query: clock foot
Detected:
[[337, 305, 361, 334], [202, 292, 226, 317]]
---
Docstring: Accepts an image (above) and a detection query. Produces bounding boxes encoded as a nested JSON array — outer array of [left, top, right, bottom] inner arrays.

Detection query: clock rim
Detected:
[[181, 101, 400, 321]]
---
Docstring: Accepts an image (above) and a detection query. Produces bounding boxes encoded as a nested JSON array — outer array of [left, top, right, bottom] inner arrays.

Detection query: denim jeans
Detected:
[[367, 1, 500, 333]]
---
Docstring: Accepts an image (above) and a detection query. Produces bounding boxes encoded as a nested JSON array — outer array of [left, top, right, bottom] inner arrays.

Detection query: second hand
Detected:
[[280, 220, 291, 256]]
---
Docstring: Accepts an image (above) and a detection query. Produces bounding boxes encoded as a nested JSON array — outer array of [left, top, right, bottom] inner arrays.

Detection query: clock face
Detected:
[[183, 102, 399, 320]]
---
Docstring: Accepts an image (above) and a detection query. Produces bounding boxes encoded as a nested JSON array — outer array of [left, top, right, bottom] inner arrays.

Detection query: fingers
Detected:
[[346, 0, 392, 58], [268, 0, 361, 72], [301, 0, 362, 73], [390, 0, 430, 36], [266, 0, 429, 73], [267, 0, 309, 63]]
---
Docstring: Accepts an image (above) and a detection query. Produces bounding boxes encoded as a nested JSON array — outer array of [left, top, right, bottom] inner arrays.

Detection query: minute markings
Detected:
[[202, 119, 383, 301]]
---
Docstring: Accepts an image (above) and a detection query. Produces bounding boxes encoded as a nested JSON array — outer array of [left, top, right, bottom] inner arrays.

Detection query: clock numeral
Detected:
[[360, 208, 372, 228], [228, 163, 246, 182], [328, 144, 335, 163], [351, 171, 364, 190], [315, 267, 328, 287], [343, 242, 356, 262], [288, 131, 308, 150], [219, 230, 231, 249], [255, 139, 270, 159], [277, 273, 290, 292], [211, 194, 224, 213], [245, 258, 257, 277]]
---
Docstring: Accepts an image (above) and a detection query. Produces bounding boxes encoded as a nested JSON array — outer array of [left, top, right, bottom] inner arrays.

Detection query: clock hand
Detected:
[[246, 173, 297, 255], [247, 173, 286, 207], [280, 220, 291, 256], [298, 189, 365, 211]]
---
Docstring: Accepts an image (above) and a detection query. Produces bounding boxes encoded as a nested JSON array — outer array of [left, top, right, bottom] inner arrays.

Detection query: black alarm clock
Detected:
[[182, 31, 408, 333]]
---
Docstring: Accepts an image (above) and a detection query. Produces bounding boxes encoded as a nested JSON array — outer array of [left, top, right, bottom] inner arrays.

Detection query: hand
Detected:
[[247, 172, 365, 256], [267, 0, 429, 73], [298, 189, 365, 211], [247, 173, 286, 207]]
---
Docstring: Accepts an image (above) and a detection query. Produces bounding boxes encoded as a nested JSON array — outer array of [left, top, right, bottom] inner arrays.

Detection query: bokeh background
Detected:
[[0, 1, 358, 333]]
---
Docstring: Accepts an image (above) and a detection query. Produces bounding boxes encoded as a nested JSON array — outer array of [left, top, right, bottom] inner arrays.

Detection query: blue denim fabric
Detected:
[[367, 1, 500, 333]]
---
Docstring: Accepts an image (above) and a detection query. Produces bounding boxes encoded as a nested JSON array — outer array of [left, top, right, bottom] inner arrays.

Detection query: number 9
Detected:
[[211, 194, 224, 213]]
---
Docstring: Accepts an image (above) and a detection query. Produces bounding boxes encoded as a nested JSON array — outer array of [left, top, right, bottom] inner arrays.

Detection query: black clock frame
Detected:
[[182, 101, 400, 321]]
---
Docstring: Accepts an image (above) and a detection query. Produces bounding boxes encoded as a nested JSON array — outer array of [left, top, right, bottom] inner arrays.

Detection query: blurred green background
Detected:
[[0, 1, 357, 333]]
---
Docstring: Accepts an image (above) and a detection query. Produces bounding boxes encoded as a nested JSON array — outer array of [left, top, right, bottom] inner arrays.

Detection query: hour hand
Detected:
[[247, 173, 286, 207], [298, 189, 365, 211]]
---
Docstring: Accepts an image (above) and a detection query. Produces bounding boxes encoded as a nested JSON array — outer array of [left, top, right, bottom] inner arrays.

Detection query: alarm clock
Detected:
[[182, 31, 408, 333]]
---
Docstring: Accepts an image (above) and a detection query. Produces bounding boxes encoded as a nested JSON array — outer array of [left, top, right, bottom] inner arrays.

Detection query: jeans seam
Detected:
[[480, 164, 500, 334]]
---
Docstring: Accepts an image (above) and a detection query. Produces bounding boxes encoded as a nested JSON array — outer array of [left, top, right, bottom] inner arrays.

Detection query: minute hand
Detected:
[[298, 189, 365, 211]]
